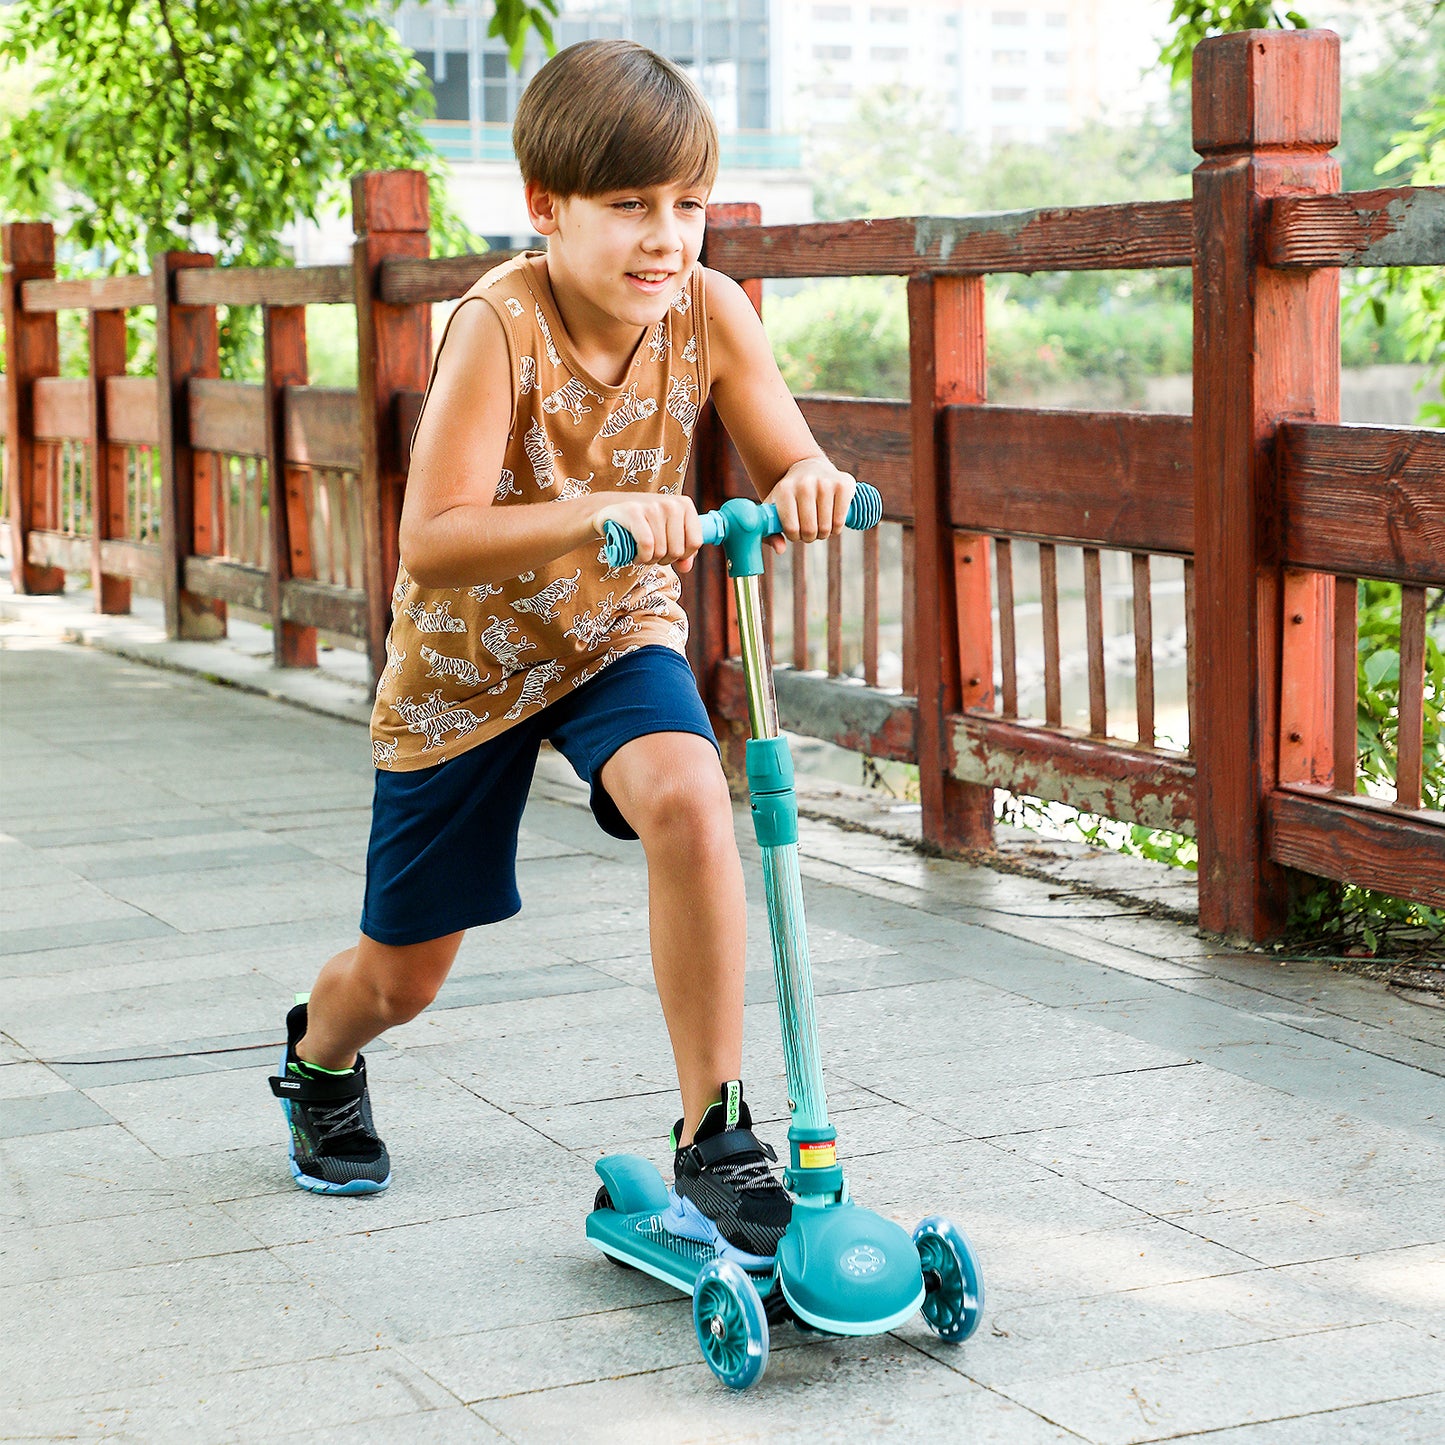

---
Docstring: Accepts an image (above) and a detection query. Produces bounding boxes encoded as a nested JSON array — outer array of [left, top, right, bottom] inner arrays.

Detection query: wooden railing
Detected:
[[3, 29, 1441, 937]]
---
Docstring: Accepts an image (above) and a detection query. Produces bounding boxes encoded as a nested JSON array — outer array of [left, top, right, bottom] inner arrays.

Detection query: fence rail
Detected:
[[3, 27, 1442, 933]]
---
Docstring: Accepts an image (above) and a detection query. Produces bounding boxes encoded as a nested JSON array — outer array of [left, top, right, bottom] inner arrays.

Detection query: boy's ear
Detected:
[[525, 180, 561, 235]]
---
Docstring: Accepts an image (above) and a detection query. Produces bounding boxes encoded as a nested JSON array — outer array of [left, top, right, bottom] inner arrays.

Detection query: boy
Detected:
[[270, 39, 856, 1269]]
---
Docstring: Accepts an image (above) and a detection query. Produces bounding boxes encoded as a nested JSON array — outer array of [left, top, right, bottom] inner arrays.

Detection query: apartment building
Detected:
[[774, 0, 1171, 148]]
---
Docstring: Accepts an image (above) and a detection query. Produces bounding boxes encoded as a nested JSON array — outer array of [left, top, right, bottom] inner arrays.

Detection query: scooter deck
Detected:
[[586, 1204, 778, 1301]]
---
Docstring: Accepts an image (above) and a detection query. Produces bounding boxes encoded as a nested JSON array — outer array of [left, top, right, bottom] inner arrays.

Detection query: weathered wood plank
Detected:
[[175, 264, 352, 307], [31, 377, 89, 439], [21, 274, 154, 312], [106, 376, 160, 446], [286, 387, 363, 470], [281, 577, 368, 637], [1269, 787, 1445, 906], [712, 659, 918, 762], [184, 554, 267, 610], [795, 398, 912, 519], [951, 713, 1196, 834], [1278, 421, 1445, 585], [33, 528, 162, 584], [27, 528, 89, 570], [379, 250, 520, 305], [706, 200, 1193, 279], [909, 273, 993, 850], [189, 379, 266, 457], [89, 307, 131, 613], [1191, 28, 1341, 940], [945, 407, 1194, 553], [1266, 185, 1445, 268]]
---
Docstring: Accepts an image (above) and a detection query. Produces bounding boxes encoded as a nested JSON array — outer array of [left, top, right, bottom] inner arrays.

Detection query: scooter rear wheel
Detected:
[[913, 1215, 984, 1343], [591, 1187, 636, 1270], [693, 1258, 769, 1389]]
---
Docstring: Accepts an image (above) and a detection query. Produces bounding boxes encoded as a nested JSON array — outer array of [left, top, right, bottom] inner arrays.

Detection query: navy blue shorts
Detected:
[[360, 645, 717, 946]]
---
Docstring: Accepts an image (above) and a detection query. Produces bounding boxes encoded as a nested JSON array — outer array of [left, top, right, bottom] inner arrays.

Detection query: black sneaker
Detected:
[[663, 1080, 792, 1268], [268, 1001, 390, 1195]]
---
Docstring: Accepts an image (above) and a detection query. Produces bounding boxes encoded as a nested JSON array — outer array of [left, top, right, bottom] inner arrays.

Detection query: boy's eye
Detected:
[[614, 200, 644, 212]]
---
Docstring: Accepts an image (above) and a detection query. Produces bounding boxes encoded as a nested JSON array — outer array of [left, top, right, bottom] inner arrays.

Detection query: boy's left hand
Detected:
[[765, 458, 856, 553]]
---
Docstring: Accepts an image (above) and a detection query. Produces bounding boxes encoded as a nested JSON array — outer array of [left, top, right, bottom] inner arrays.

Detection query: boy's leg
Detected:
[[298, 930, 465, 1069], [271, 931, 462, 1196], [599, 731, 747, 1145]]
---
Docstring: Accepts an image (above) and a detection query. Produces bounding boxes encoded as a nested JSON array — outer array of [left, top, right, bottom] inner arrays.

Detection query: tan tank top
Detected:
[[370, 252, 711, 771]]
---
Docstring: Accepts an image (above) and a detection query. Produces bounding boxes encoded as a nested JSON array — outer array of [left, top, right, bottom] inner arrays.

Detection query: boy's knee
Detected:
[[371, 974, 441, 1027], [634, 765, 733, 850]]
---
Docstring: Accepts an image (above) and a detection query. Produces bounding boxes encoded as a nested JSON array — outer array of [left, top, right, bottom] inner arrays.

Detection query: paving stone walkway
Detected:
[[2, 624, 1444, 1443]]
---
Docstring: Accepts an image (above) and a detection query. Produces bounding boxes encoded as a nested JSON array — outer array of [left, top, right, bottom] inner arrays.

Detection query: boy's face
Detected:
[[527, 179, 710, 335]]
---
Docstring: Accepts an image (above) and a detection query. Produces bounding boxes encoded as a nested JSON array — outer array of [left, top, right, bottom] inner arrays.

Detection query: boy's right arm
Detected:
[[399, 302, 701, 587]]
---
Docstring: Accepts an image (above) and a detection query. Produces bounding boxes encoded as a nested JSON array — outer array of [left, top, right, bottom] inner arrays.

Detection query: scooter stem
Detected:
[[716, 500, 841, 1196]]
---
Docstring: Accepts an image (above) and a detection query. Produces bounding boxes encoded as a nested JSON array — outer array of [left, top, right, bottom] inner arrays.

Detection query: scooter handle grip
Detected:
[[601, 481, 882, 569]]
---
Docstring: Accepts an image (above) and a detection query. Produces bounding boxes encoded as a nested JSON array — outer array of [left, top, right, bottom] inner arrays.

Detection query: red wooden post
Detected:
[[154, 251, 225, 639], [692, 201, 762, 785], [907, 274, 993, 852], [1191, 29, 1341, 939], [88, 307, 131, 613], [263, 305, 317, 666], [352, 170, 431, 684], [2, 222, 64, 594]]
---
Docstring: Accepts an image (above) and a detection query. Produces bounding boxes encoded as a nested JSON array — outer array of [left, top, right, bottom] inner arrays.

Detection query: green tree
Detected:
[[0, 0, 559, 271]]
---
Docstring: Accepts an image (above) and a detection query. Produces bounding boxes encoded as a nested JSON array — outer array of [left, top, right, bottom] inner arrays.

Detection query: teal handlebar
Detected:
[[602, 480, 883, 574]]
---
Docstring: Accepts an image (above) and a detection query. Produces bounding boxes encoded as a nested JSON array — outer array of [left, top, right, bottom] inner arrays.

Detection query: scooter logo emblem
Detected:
[[841, 1244, 886, 1277]]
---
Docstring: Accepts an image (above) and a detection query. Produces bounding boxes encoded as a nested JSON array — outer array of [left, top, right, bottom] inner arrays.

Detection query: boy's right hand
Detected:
[[593, 494, 704, 573]]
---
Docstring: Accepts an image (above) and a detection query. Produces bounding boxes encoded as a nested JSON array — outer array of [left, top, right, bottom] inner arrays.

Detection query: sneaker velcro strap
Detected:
[[268, 1057, 367, 1104], [689, 1126, 772, 1171]]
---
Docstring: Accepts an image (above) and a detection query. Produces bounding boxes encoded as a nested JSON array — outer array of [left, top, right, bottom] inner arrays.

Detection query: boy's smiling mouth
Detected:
[[627, 270, 675, 289]]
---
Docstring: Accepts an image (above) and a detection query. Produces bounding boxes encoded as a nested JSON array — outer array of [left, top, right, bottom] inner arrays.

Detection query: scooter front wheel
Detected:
[[913, 1215, 985, 1343], [693, 1258, 769, 1389]]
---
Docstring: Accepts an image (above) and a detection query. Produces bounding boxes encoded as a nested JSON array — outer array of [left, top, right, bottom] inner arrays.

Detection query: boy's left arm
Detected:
[[704, 268, 854, 550]]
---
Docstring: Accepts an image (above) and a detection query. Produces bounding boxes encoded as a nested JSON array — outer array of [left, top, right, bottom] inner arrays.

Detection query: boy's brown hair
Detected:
[[513, 40, 719, 198]]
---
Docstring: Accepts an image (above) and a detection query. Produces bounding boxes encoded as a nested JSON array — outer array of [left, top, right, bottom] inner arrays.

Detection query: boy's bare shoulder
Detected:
[[700, 265, 768, 373]]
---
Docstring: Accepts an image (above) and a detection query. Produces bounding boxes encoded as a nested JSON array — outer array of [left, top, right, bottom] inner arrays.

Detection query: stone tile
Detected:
[[95, 858, 362, 933], [0, 1089, 115, 1139], [0, 913, 178, 958], [1181, 1392, 1445, 1443], [0, 1060, 69, 1099], [0, 1249, 318, 1402], [4, 971, 296, 1056], [83, 1068, 284, 1158], [1269, 1241, 1445, 1339], [909, 1266, 1370, 1391], [0, 1201, 263, 1286], [975, 1215, 1257, 1306], [2, 1350, 457, 1441], [0, 1123, 188, 1229], [473, 1342, 1074, 1444], [274, 1407, 508, 1443], [1167, 1178, 1445, 1267], [275, 1202, 677, 1346], [999, 1320, 1445, 1444]]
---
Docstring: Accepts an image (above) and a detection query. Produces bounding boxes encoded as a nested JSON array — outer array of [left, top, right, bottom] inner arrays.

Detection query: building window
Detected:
[[1046, 11, 1068, 26], [813, 4, 852, 18], [815, 81, 854, 99], [992, 86, 1027, 102], [1045, 87, 1067, 103], [869, 5, 907, 20], [814, 44, 852, 59], [1046, 49, 1068, 65], [992, 49, 1026, 65], [992, 10, 1027, 23], [418, 51, 470, 122], [871, 45, 908, 62]]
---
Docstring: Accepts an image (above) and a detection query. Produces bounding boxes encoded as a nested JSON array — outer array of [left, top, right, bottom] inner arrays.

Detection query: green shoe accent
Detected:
[[724, 1080, 741, 1129], [294, 991, 311, 1006], [289, 1058, 354, 1080]]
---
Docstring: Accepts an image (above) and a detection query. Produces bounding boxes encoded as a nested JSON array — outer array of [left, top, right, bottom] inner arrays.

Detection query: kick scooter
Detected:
[[587, 482, 984, 1389]]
